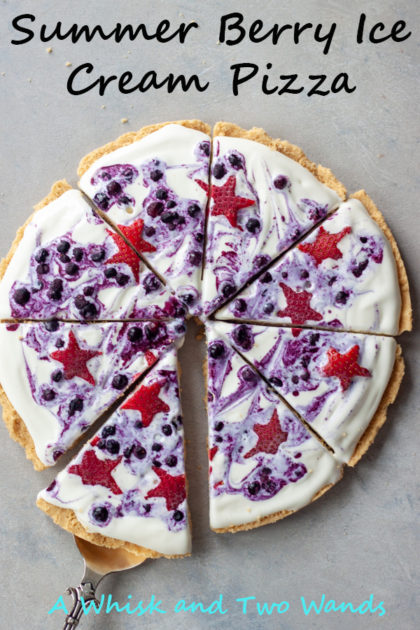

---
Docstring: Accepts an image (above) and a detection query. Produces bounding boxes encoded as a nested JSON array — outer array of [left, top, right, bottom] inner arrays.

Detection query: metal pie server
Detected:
[[62, 535, 148, 629]]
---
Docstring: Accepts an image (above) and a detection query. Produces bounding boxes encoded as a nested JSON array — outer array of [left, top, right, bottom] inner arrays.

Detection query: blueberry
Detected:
[[300, 269, 309, 279], [221, 283, 235, 298], [46, 480, 56, 492], [352, 259, 369, 278], [52, 369, 62, 382], [179, 293, 194, 306], [162, 424, 172, 436], [262, 466, 272, 475], [147, 201, 164, 217], [195, 232, 204, 243], [69, 397, 83, 416], [199, 141, 210, 156], [144, 503, 151, 513], [274, 175, 289, 190], [156, 188, 168, 200], [248, 481, 261, 495], [232, 325, 253, 350], [269, 377, 283, 387], [234, 298, 247, 313], [50, 279, 63, 292], [335, 291, 349, 305], [119, 195, 131, 205], [65, 262, 79, 275], [173, 510, 184, 522], [152, 443, 162, 452], [83, 286, 94, 296], [134, 446, 147, 460], [107, 180, 122, 196], [59, 254, 70, 263], [124, 446, 134, 458], [150, 169, 163, 182], [246, 218, 260, 233], [122, 167, 134, 182], [143, 274, 161, 294], [128, 326, 143, 342], [106, 439, 120, 454], [144, 226, 156, 237], [281, 271, 288, 279], [91, 247, 105, 262], [263, 302, 274, 314], [48, 288, 62, 301], [145, 322, 159, 340], [292, 375, 299, 384], [175, 323, 186, 334], [94, 192, 110, 210], [161, 211, 177, 223], [13, 287, 30, 305], [116, 273, 130, 286], [309, 333, 319, 345], [188, 251, 202, 266], [328, 276, 337, 286], [102, 425, 116, 438], [92, 506, 109, 522], [35, 248, 48, 263], [215, 421, 224, 431], [55, 338, 64, 348], [44, 319, 59, 332], [213, 163, 226, 179], [112, 374, 128, 390], [165, 455, 177, 467], [81, 303, 98, 319], [360, 236, 368, 243], [209, 342, 225, 359], [42, 388, 56, 401], [228, 153, 243, 168], [242, 366, 257, 383], [188, 203, 200, 217], [73, 247, 84, 261], [260, 271, 272, 283], [74, 295, 87, 310], [104, 267, 117, 278], [215, 436, 223, 443], [166, 200, 177, 209], [57, 240, 70, 254]]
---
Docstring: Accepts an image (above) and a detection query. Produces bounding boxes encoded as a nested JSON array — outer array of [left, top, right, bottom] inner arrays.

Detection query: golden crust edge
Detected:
[[213, 121, 347, 200], [77, 119, 212, 176], [0, 383, 45, 470], [351, 190, 412, 334], [36, 497, 188, 561], [348, 344, 405, 467], [0, 180, 72, 284]]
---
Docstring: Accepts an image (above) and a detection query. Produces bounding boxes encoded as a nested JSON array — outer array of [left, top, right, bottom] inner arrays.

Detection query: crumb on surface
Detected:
[[101, 104, 106, 109], [121, 118, 128, 124], [46, 47, 52, 53], [65, 61, 72, 67]]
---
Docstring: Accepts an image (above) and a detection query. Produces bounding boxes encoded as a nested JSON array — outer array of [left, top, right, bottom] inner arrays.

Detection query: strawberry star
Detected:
[[278, 283, 322, 330], [50, 330, 101, 386], [69, 450, 123, 495], [245, 410, 288, 459], [121, 381, 169, 427], [321, 345, 371, 391], [196, 176, 254, 229], [106, 219, 156, 283], [298, 226, 351, 266], [146, 467, 186, 511]]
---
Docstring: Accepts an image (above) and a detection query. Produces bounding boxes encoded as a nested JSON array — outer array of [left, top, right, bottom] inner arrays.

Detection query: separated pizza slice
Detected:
[[78, 121, 211, 318], [0, 181, 185, 322], [205, 325, 342, 531], [215, 194, 411, 335], [201, 122, 345, 316], [37, 346, 190, 559], [0, 319, 185, 469], [212, 322, 404, 465]]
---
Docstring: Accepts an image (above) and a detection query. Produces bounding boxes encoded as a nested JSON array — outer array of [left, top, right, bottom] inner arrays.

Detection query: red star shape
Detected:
[[321, 345, 371, 391], [106, 219, 156, 283], [196, 176, 254, 229], [69, 450, 123, 495], [245, 410, 288, 459], [298, 225, 351, 266], [278, 283, 322, 329], [121, 381, 169, 427], [146, 467, 186, 511], [50, 330, 101, 386]]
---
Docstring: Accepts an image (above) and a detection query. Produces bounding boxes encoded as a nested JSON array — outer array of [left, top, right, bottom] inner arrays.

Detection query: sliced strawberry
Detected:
[[298, 225, 351, 266], [50, 330, 101, 386], [196, 176, 254, 229], [69, 450, 122, 494], [146, 467, 186, 511], [321, 344, 371, 391], [106, 218, 156, 282], [277, 283, 322, 326], [244, 410, 288, 459], [121, 381, 169, 427]]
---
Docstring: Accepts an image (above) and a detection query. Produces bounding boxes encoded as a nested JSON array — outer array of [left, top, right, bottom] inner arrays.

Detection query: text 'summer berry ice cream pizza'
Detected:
[[0, 120, 411, 559]]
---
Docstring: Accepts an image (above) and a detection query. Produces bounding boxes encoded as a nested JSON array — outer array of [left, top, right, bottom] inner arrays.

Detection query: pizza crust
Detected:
[[213, 121, 347, 200], [77, 119, 212, 176], [36, 497, 188, 560]]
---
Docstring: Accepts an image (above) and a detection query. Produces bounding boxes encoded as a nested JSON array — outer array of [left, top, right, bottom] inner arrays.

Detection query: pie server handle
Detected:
[[61, 567, 104, 629]]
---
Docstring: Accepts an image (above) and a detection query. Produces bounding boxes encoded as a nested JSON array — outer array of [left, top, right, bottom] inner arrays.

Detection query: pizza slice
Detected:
[[79, 121, 211, 317], [212, 322, 403, 465], [37, 346, 190, 558], [0, 319, 185, 469], [206, 325, 342, 531]]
